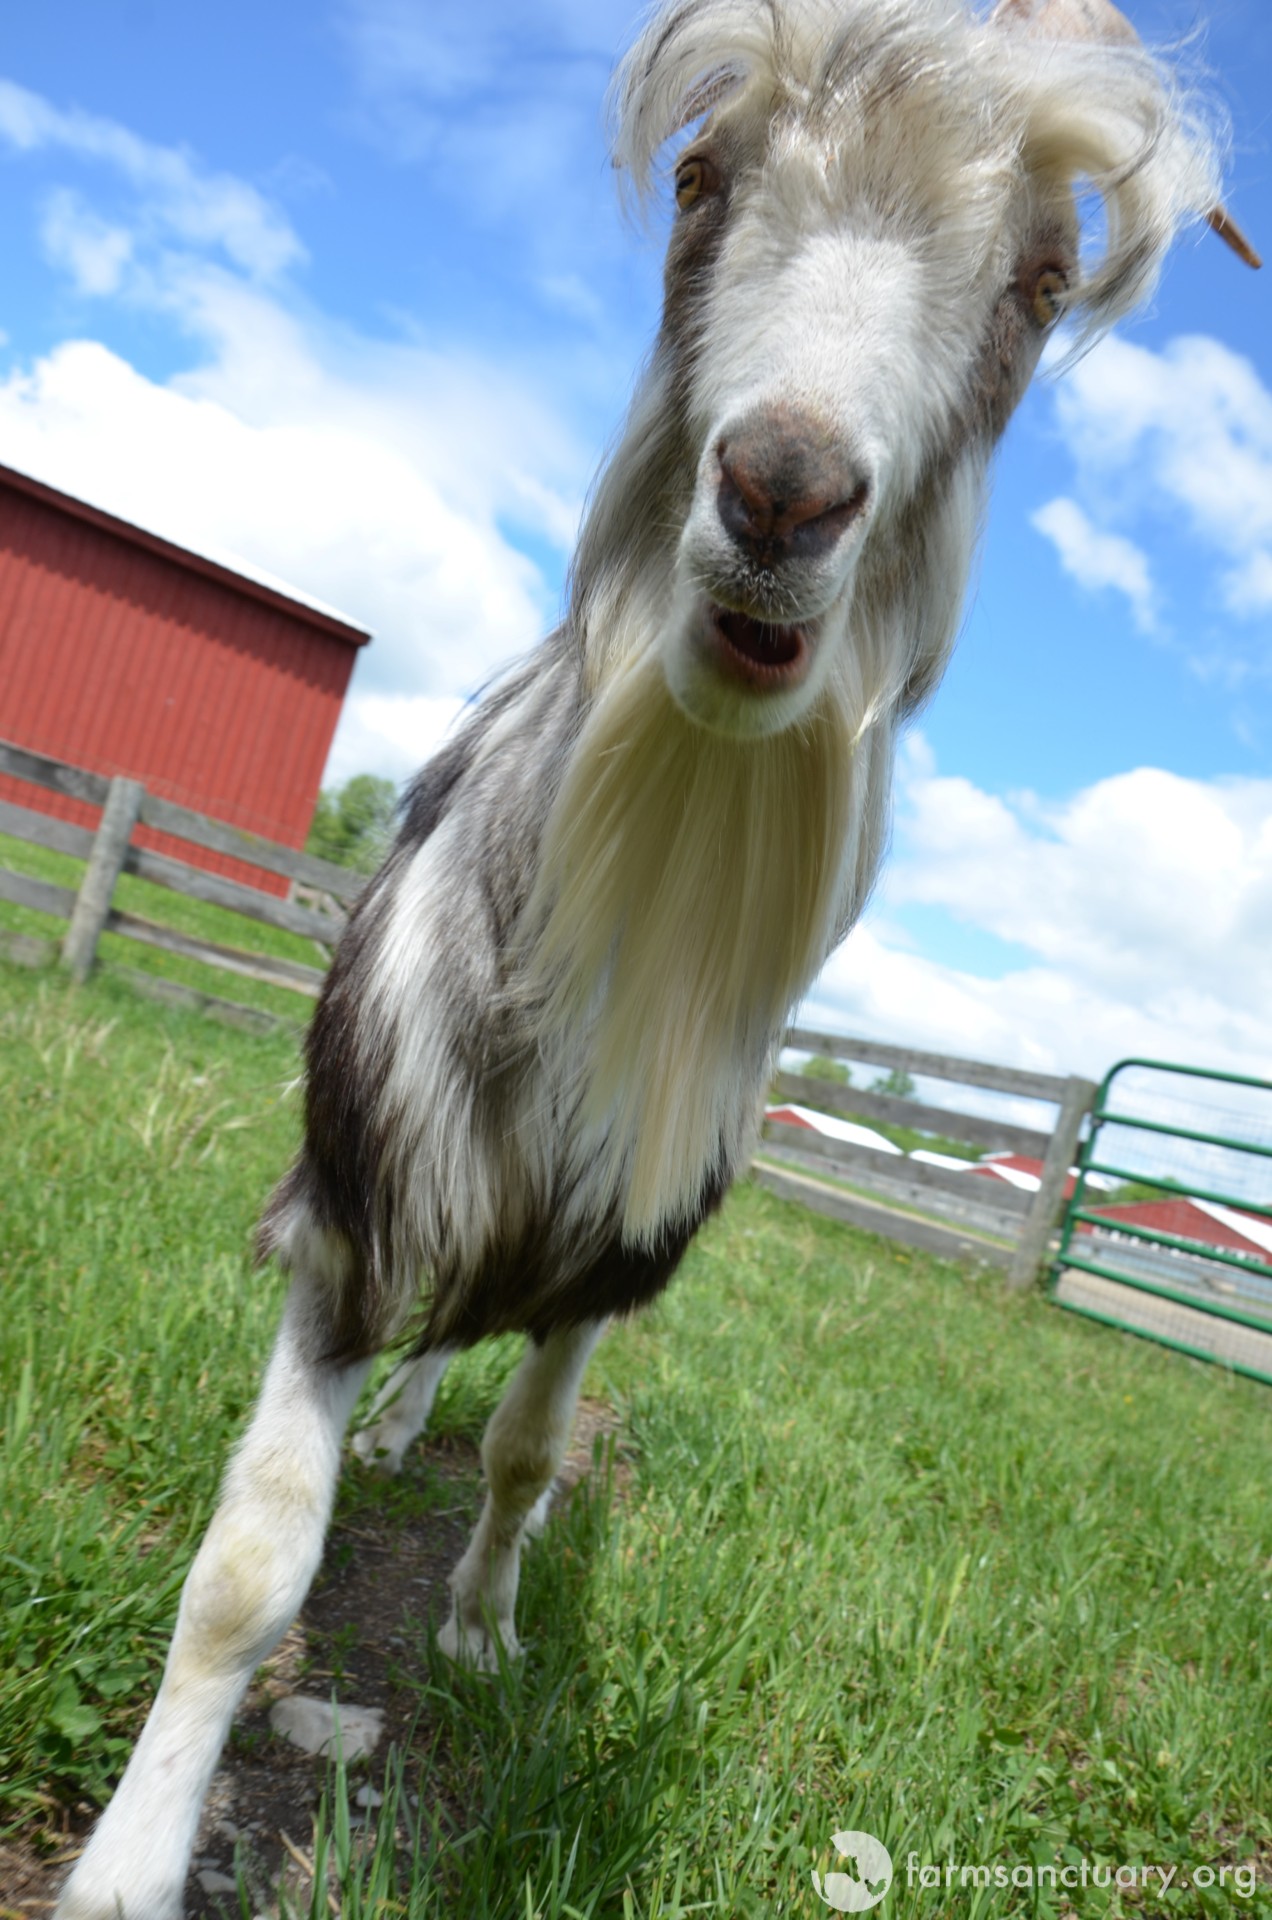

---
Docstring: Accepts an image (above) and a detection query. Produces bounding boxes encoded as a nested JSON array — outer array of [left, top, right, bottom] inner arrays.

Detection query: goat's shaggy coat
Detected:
[[262, 0, 1226, 1348], [57, 3, 1243, 1915]]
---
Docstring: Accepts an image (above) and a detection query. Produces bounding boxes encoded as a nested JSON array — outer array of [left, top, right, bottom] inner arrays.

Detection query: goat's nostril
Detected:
[[716, 429, 870, 565], [717, 444, 780, 543], [791, 479, 871, 550]]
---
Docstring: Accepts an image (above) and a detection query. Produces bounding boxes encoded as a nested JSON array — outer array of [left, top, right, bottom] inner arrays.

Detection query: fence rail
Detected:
[[785, 1024, 1072, 1104], [756, 1028, 1095, 1291], [768, 1068, 1055, 1159], [0, 736, 362, 1003]]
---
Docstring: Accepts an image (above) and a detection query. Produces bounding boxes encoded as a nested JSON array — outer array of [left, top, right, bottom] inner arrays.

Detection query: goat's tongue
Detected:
[[714, 609, 804, 667]]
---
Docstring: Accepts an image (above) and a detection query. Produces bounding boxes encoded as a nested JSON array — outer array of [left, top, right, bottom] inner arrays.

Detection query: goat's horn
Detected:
[[994, 2, 1263, 271], [1207, 207, 1263, 271], [990, 0, 1138, 47]]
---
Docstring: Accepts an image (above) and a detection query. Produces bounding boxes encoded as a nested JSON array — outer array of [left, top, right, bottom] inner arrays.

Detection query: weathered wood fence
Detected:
[[757, 1026, 1096, 1289], [0, 737, 364, 1012]]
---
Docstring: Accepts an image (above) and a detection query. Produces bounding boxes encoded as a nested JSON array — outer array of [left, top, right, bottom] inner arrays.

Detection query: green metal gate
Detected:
[[1050, 1057, 1272, 1386]]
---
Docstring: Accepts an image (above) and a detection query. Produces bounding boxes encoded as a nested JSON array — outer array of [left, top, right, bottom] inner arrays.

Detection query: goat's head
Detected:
[[535, 0, 1252, 1234], [572, 0, 1247, 742]]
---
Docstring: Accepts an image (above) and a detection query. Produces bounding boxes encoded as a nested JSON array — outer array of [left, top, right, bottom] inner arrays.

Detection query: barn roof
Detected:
[[765, 1103, 902, 1155], [1084, 1197, 1272, 1260], [0, 459, 371, 649]]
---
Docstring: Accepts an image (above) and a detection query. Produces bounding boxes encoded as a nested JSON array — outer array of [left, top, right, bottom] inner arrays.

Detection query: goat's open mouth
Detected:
[[704, 605, 812, 690]]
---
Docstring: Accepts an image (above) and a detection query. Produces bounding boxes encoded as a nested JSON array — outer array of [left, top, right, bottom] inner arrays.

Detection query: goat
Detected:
[[55, 2, 1255, 1914]]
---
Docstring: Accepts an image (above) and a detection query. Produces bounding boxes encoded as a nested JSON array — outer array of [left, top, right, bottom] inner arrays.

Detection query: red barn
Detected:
[[0, 460, 370, 893]]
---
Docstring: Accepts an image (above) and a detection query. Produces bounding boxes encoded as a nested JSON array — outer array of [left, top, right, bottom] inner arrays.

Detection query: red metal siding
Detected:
[[0, 468, 367, 895]]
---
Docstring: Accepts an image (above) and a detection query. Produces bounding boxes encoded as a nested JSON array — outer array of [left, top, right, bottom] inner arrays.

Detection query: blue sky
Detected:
[[1, 0, 1269, 1084]]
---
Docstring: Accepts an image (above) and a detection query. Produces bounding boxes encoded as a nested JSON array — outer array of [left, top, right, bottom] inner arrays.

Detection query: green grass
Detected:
[[1, 957, 1269, 1917], [0, 825, 325, 1020], [0, 966, 303, 1811]]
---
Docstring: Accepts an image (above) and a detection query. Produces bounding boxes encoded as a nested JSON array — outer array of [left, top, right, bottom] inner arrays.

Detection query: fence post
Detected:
[[61, 776, 145, 983], [1007, 1074, 1097, 1292]]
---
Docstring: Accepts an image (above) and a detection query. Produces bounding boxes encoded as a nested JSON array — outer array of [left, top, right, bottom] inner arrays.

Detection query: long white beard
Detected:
[[528, 642, 881, 1243]]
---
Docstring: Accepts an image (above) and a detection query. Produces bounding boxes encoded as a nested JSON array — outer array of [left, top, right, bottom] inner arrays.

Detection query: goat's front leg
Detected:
[[350, 1344, 455, 1476], [55, 1281, 371, 1920], [439, 1319, 604, 1671]]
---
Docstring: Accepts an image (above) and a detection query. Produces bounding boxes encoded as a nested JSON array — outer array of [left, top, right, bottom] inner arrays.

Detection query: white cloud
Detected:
[[1030, 496, 1155, 632], [808, 923, 1272, 1203], [1225, 549, 1272, 619], [1053, 332, 1272, 622], [39, 187, 133, 295], [337, 0, 631, 132], [538, 273, 608, 331], [332, 0, 656, 312], [325, 693, 467, 789], [0, 77, 303, 279], [806, 744, 1272, 1088], [0, 335, 568, 711]]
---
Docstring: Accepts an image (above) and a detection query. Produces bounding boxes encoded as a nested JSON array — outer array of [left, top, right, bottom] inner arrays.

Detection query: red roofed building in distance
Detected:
[[1079, 1196, 1272, 1264], [0, 461, 370, 895], [969, 1153, 1061, 1194]]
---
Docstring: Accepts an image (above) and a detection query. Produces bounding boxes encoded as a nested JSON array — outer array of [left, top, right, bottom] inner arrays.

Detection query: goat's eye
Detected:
[[1030, 266, 1070, 327], [675, 156, 717, 210]]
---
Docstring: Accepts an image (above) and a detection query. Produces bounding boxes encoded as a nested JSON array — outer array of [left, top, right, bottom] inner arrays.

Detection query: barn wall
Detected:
[[0, 471, 365, 896]]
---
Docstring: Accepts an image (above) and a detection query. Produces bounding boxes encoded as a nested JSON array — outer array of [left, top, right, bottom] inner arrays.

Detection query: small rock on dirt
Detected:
[[197, 1869, 238, 1894], [268, 1695, 385, 1760]]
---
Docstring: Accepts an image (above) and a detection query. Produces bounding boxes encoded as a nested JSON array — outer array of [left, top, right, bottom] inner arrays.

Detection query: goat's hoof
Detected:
[[438, 1606, 520, 1673], [350, 1426, 405, 1477]]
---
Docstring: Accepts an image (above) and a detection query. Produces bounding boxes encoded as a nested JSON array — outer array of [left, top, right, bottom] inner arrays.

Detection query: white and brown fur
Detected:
[[57, 3, 1233, 1914]]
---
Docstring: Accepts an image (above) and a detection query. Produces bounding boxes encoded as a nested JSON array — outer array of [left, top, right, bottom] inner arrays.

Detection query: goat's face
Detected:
[[577, 0, 1230, 737], [658, 104, 1076, 739]]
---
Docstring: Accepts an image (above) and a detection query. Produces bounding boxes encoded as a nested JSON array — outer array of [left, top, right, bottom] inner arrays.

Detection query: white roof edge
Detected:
[[765, 1103, 903, 1154], [5, 456, 370, 635], [1191, 1197, 1272, 1257], [198, 541, 367, 631]]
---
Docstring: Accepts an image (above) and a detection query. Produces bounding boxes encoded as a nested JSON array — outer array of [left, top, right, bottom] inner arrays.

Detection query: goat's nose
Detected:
[[716, 417, 870, 566]]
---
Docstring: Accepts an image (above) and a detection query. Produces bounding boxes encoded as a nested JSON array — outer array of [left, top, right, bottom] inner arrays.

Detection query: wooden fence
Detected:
[[756, 1026, 1096, 1290], [0, 737, 364, 1016]]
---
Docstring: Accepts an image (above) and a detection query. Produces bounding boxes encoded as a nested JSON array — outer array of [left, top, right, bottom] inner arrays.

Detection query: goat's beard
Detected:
[[528, 635, 884, 1244]]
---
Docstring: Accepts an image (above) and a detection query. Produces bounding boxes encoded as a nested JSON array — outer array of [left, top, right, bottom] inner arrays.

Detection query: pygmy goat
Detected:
[[57, 0, 1256, 1913]]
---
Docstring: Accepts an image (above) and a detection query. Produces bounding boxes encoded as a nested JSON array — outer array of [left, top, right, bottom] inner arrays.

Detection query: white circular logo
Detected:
[[811, 1831, 894, 1912]]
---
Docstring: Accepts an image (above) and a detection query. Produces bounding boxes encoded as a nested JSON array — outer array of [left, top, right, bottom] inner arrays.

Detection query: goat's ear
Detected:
[[992, 0, 1262, 269]]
